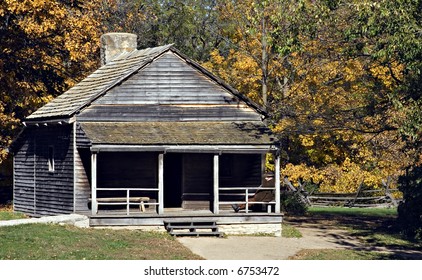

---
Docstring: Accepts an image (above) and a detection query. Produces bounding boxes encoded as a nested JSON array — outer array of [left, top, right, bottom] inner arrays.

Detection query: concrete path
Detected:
[[0, 214, 89, 228], [178, 223, 361, 260]]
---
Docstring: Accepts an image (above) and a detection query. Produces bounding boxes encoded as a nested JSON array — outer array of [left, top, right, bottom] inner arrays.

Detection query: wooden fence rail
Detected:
[[283, 177, 401, 208]]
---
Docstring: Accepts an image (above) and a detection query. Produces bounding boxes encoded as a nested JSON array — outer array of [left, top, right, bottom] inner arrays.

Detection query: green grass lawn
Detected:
[[308, 206, 398, 217], [287, 206, 422, 260], [289, 249, 392, 260], [0, 223, 202, 260], [281, 224, 302, 238], [0, 204, 27, 220]]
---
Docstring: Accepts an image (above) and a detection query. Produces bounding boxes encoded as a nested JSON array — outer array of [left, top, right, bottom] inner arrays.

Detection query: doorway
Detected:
[[163, 154, 183, 208]]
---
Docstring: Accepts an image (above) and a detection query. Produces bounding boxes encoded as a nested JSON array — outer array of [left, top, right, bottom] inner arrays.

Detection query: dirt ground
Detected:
[[178, 215, 422, 260]]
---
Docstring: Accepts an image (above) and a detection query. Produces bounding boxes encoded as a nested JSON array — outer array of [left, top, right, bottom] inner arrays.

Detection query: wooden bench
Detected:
[[91, 197, 150, 213], [232, 189, 275, 213]]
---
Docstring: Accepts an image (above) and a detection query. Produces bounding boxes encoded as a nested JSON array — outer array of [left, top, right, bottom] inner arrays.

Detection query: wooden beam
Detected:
[[158, 153, 164, 214], [213, 154, 219, 214], [274, 154, 281, 214], [91, 152, 98, 215], [90, 144, 274, 153]]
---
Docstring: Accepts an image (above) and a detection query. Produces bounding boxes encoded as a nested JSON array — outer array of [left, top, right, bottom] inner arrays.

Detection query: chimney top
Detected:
[[100, 33, 138, 65]]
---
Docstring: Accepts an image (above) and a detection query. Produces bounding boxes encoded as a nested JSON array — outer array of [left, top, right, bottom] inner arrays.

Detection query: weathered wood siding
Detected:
[[182, 154, 213, 209], [77, 51, 261, 122], [76, 123, 91, 148], [13, 129, 35, 214], [14, 125, 74, 216], [74, 148, 91, 212]]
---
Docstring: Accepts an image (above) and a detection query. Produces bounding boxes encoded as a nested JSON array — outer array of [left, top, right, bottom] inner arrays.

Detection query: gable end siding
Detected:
[[77, 51, 262, 122]]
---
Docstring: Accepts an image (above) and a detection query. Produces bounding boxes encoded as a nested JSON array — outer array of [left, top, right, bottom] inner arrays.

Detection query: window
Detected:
[[48, 146, 55, 172]]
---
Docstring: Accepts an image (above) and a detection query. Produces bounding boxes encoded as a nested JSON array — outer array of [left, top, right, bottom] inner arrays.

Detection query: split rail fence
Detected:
[[283, 177, 401, 208]]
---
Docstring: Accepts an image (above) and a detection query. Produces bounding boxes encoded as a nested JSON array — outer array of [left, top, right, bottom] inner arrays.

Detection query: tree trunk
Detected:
[[261, 16, 268, 109]]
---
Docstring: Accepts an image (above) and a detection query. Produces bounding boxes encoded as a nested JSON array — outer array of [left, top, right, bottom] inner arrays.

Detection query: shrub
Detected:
[[397, 166, 422, 240], [280, 191, 308, 215]]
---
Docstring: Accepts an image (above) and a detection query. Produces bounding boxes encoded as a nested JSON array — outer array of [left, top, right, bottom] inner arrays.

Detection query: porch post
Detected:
[[158, 153, 164, 214], [274, 153, 281, 214], [213, 154, 219, 214], [91, 151, 98, 215]]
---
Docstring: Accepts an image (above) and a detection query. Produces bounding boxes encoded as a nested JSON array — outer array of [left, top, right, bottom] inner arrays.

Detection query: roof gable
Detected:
[[94, 52, 244, 106], [26, 45, 173, 120], [26, 45, 265, 121], [75, 51, 262, 122]]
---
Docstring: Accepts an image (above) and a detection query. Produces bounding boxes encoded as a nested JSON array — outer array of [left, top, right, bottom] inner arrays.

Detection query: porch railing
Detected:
[[218, 187, 276, 213], [95, 187, 159, 215]]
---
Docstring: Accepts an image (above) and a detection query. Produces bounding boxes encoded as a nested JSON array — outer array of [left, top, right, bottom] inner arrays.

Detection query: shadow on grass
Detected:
[[285, 211, 422, 260]]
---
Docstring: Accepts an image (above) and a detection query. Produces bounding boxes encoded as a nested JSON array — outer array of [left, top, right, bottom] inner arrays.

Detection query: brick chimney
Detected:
[[100, 33, 138, 65]]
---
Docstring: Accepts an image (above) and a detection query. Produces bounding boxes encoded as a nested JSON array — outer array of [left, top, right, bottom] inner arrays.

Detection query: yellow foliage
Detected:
[[203, 48, 262, 104], [0, 0, 104, 164], [282, 163, 323, 187]]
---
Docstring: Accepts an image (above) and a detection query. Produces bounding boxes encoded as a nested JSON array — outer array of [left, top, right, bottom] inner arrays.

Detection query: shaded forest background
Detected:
[[0, 0, 420, 196]]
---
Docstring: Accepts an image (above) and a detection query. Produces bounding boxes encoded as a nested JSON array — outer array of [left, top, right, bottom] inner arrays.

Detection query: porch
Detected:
[[88, 209, 283, 227], [88, 208, 282, 236], [83, 149, 281, 217]]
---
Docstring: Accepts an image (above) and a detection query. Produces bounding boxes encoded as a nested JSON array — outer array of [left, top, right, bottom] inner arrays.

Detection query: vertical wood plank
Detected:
[[91, 152, 98, 215], [213, 154, 219, 214], [73, 122, 76, 213], [33, 134, 36, 215], [158, 153, 164, 214], [12, 155, 15, 212], [274, 154, 281, 214]]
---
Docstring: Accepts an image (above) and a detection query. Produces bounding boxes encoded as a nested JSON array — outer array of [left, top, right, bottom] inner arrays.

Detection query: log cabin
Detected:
[[11, 33, 282, 235]]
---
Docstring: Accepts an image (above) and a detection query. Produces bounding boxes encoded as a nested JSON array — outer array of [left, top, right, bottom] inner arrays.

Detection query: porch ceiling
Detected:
[[79, 121, 275, 146]]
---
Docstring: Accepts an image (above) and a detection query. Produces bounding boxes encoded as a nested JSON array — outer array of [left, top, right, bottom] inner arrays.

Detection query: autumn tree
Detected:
[[343, 0, 422, 238], [0, 0, 102, 164], [204, 0, 318, 108], [203, 0, 416, 193], [275, 2, 414, 192], [98, 0, 225, 62]]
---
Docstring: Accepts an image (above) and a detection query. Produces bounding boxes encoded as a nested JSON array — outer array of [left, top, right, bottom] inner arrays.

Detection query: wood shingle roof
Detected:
[[79, 121, 274, 145]]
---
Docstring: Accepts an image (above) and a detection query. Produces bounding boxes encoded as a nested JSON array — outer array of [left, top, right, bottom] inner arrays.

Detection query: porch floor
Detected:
[[84, 208, 283, 227]]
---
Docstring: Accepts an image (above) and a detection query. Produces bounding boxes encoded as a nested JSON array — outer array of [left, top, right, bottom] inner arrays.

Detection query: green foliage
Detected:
[[346, 0, 422, 150], [99, 0, 224, 62], [280, 191, 308, 215], [398, 166, 422, 240]]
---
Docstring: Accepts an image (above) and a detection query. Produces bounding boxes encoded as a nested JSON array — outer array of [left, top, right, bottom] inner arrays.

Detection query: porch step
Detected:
[[164, 221, 223, 237]]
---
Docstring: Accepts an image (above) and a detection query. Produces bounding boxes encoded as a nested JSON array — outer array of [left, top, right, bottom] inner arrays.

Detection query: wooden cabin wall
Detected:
[[14, 125, 74, 216], [77, 52, 261, 122], [96, 152, 158, 199], [74, 148, 91, 212], [76, 123, 91, 148], [13, 128, 36, 214], [181, 154, 213, 209]]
